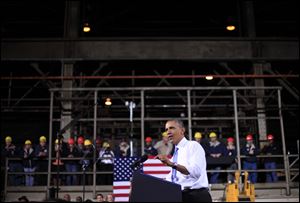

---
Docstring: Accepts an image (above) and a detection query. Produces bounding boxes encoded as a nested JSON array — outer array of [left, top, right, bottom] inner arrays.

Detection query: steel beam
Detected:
[[2, 38, 298, 60]]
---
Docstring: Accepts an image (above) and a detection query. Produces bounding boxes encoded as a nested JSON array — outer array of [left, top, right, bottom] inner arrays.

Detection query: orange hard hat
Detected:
[[246, 134, 253, 141], [77, 136, 84, 144], [227, 137, 234, 143], [145, 137, 152, 142], [267, 134, 274, 140]]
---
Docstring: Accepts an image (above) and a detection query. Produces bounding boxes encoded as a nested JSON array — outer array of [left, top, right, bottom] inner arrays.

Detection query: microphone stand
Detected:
[[50, 97, 100, 199], [54, 132, 64, 199], [81, 145, 102, 202]]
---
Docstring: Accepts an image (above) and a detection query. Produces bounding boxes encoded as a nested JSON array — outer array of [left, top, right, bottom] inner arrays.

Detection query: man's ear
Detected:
[[181, 127, 186, 135]]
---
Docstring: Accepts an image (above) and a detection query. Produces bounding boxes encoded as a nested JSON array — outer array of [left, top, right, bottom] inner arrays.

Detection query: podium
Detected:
[[129, 171, 182, 202]]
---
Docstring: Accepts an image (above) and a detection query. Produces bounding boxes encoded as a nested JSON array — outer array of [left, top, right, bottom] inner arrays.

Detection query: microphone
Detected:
[[130, 154, 148, 170]]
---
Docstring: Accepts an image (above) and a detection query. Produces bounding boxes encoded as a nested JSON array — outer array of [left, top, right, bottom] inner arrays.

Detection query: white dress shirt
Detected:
[[165, 137, 209, 190]]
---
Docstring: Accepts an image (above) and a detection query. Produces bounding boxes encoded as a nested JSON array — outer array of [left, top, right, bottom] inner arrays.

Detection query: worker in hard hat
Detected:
[[98, 141, 115, 185], [76, 136, 85, 154], [2, 136, 22, 186], [226, 137, 237, 183], [144, 137, 158, 156], [81, 139, 94, 185], [64, 138, 80, 185], [23, 140, 36, 186], [194, 132, 202, 143], [35, 136, 49, 185], [262, 134, 280, 182], [207, 132, 227, 184], [99, 142, 114, 165], [241, 134, 259, 183], [154, 131, 173, 155]]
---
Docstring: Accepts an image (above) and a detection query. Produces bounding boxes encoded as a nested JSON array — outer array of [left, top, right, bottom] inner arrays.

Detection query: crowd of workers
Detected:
[[2, 131, 281, 187]]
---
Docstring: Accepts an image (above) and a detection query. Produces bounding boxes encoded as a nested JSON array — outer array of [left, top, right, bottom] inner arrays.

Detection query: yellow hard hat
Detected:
[[194, 132, 202, 139], [55, 139, 59, 144], [162, 131, 168, 137], [209, 132, 217, 138], [5, 136, 12, 143], [84, 139, 92, 146], [39, 136, 47, 142], [102, 142, 110, 148], [25, 140, 32, 145]]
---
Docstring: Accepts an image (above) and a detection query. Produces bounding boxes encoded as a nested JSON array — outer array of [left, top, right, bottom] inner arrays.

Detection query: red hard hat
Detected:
[[145, 137, 152, 142], [227, 137, 234, 143], [68, 138, 75, 145], [246, 134, 253, 141], [267, 134, 274, 140], [77, 137, 84, 144]]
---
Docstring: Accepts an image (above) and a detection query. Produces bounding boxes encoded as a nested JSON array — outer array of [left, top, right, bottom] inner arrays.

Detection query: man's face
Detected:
[[165, 121, 185, 145], [6, 141, 11, 146], [40, 141, 46, 147], [227, 141, 234, 146], [106, 194, 113, 202], [162, 136, 169, 143], [146, 141, 151, 146], [76, 196, 82, 202], [195, 138, 201, 142], [247, 140, 253, 145], [96, 195, 104, 202], [63, 194, 71, 201], [25, 144, 31, 150], [210, 137, 217, 142]]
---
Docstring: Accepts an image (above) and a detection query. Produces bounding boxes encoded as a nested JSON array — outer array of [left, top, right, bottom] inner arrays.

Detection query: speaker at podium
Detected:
[[129, 171, 182, 202]]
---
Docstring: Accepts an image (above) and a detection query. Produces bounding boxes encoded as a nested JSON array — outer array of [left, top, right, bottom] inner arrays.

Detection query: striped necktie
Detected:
[[171, 146, 179, 182]]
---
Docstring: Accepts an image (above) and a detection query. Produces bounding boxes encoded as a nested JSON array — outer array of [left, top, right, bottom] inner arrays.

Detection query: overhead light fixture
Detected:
[[105, 98, 112, 106], [205, 75, 214, 80], [83, 23, 91, 33], [226, 25, 236, 31]]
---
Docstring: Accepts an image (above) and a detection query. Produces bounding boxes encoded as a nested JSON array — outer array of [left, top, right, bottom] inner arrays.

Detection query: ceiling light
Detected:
[[205, 75, 214, 80], [105, 98, 112, 106], [83, 23, 91, 33], [226, 25, 236, 31]]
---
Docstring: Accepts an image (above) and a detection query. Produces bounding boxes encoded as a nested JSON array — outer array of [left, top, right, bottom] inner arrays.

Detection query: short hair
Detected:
[[166, 119, 185, 129], [96, 194, 104, 198]]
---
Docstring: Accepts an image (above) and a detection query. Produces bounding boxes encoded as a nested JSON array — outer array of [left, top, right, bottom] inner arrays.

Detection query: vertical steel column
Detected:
[[278, 89, 291, 196], [141, 90, 145, 155], [187, 90, 192, 140], [47, 91, 54, 198], [93, 91, 98, 198], [7, 72, 12, 107], [233, 90, 242, 171], [4, 159, 8, 200]]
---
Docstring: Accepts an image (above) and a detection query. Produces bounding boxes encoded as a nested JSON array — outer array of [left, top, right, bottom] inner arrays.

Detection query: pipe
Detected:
[[0, 74, 298, 80]]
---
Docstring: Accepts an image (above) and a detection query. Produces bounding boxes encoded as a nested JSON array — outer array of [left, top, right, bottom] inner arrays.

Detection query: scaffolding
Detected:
[[46, 86, 295, 196]]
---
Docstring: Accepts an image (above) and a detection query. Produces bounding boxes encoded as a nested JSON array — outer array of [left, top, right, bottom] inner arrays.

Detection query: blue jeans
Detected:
[[65, 163, 78, 185], [243, 161, 257, 183], [210, 166, 221, 184], [227, 163, 237, 182], [24, 167, 35, 186], [264, 162, 278, 182]]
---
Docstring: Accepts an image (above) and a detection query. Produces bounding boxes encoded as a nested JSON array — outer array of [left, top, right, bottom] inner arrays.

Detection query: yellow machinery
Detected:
[[225, 171, 255, 202]]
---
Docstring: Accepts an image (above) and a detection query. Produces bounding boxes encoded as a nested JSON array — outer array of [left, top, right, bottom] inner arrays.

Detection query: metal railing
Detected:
[[3, 152, 299, 200]]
